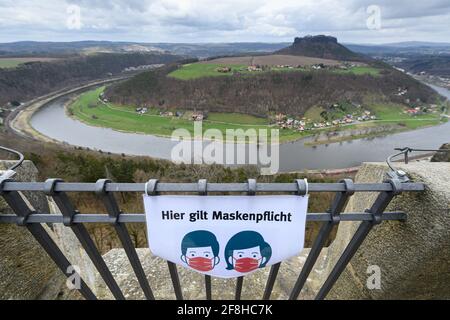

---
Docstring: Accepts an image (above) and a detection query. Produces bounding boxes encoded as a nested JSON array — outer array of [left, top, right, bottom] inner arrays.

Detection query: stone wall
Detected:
[[0, 160, 96, 300], [323, 162, 450, 299], [0, 160, 65, 299]]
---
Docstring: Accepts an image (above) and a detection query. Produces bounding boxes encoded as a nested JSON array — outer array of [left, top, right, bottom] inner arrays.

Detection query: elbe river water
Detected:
[[30, 83, 450, 172]]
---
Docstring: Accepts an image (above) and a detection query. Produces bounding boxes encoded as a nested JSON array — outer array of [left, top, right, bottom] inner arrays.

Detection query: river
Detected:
[[30, 83, 450, 172]]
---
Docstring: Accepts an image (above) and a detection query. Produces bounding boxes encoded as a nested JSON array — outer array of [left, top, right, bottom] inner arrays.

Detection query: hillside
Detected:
[[277, 35, 366, 61], [0, 41, 290, 58], [106, 64, 438, 117], [0, 52, 182, 106], [396, 55, 450, 77]]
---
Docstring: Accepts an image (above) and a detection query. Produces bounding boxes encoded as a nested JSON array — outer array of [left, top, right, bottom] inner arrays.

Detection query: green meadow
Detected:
[[168, 62, 382, 80], [69, 87, 444, 145], [0, 59, 26, 68], [168, 63, 248, 80], [68, 87, 305, 142]]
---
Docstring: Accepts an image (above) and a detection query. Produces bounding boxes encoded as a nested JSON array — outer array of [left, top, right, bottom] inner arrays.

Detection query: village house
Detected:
[[312, 63, 325, 70], [247, 65, 262, 72], [396, 87, 408, 96], [136, 107, 148, 115], [191, 112, 205, 121], [216, 66, 231, 73], [160, 111, 174, 117]]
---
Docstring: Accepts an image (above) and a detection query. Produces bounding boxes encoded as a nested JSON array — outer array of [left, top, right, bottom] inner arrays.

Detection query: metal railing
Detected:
[[0, 178, 425, 300]]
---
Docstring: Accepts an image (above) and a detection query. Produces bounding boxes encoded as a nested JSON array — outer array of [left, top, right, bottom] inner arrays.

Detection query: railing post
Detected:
[[96, 179, 155, 300], [198, 179, 213, 301], [263, 262, 281, 300], [44, 178, 125, 300], [315, 179, 403, 300], [0, 179, 96, 300], [146, 178, 184, 300], [289, 179, 354, 300], [234, 179, 257, 300]]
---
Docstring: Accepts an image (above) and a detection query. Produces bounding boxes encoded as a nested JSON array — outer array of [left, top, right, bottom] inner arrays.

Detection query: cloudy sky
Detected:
[[0, 0, 449, 44]]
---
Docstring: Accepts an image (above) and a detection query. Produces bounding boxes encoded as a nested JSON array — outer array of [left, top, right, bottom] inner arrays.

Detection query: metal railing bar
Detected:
[[68, 224, 125, 300], [314, 220, 373, 300], [289, 179, 354, 300], [167, 261, 183, 300], [46, 183, 125, 300], [314, 179, 401, 300], [235, 276, 244, 300], [263, 262, 281, 300], [0, 212, 408, 224], [0, 182, 425, 193], [205, 275, 212, 300], [96, 180, 155, 300], [0, 190, 96, 300], [198, 179, 213, 301]]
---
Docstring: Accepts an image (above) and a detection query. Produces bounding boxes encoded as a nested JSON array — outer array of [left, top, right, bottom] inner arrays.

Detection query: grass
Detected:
[[206, 112, 269, 125], [168, 62, 382, 80], [304, 106, 326, 122], [0, 59, 26, 68], [168, 63, 248, 80], [0, 57, 58, 69], [369, 103, 443, 129], [69, 88, 444, 145], [304, 103, 445, 146], [333, 66, 381, 76], [68, 87, 305, 143]]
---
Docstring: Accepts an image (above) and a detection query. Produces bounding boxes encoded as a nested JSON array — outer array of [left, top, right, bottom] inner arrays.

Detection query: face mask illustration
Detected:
[[181, 230, 220, 273], [225, 231, 272, 274], [186, 256, 216, 272], [233, 257, 262, 273]]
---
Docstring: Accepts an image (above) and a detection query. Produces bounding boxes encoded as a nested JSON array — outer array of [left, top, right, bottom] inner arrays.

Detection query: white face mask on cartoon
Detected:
[[144, 195, 308, 279]]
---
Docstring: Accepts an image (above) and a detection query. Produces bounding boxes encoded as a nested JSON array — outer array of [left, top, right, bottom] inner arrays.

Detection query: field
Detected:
[[334, 66, 381, 76], [69, 86, 445, 145], [168, 54, 379, 80], [68, 87, 305, 142], [0, 57, 59, 68], [167, 63, 248, 80], [201, 54, 342, 67], [369, 103, 444, 129], [305, 103, 444, 129]]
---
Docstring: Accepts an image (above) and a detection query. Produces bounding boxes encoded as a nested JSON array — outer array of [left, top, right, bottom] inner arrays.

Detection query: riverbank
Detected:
[[7, 75, 134, 144], [66, 85, 447, 145], [304, 118, 447, 146], [67, 87, 306, 143], [8, 74, 450, 172]]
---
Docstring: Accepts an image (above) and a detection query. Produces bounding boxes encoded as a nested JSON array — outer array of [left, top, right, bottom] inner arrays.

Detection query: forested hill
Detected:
[[106, 65, 438, 117], [0, 52, 182, 106], [396, 55, 450, 77], [276, 36, 367, 62]]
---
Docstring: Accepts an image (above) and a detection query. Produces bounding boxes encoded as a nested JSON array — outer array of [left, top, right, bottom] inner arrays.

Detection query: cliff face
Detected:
[[277, 35, 366, 61]]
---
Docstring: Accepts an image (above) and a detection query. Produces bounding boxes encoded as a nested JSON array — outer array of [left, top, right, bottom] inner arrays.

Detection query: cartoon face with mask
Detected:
[[225, 231, 272, 273], [180, 230, 220, 272]]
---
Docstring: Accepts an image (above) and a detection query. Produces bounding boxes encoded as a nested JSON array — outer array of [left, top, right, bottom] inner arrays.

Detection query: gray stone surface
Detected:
[[93, 248, 329, 300], [47, 199, 99, 299], [0, 160, 65, 300], [323, 162, 450, 299], [431, 143, 450, 162]]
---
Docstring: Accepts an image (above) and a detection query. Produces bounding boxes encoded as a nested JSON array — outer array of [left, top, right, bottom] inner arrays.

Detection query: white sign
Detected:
[[144, 195, 308, 279]]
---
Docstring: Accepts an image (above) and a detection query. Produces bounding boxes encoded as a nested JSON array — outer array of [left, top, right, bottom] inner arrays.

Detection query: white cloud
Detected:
[[0, 0, 449, 43]]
